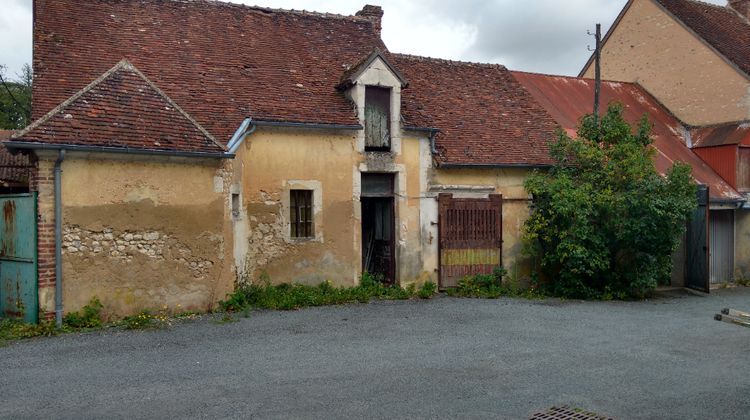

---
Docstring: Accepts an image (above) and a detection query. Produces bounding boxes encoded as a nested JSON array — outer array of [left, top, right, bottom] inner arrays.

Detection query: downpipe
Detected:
[[54, 149, 65, 327]]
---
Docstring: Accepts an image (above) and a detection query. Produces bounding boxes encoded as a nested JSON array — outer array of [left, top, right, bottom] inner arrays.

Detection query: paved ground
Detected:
[[2, 289, 750, 419]]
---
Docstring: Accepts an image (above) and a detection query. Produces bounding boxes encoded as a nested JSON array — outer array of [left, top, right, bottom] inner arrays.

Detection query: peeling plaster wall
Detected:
[[425, 167, 535, 284], [236, 128, 362, 286], [48, 154, 233, 318], [583, 0, 750, 125], [235, 126, 429, 288]]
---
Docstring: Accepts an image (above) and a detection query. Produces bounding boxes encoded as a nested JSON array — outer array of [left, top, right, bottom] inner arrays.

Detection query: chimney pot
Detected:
[[356, 5, 384, 36], [729, 0, 750, 20]]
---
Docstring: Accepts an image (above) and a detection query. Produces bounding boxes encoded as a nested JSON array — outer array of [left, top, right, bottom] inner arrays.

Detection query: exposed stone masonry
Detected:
[[63, 226, 213, 278]]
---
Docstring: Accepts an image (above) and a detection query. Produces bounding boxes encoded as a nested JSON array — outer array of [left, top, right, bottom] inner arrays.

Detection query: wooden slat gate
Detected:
[[438, 193, 503, 289], [0, 193, 38, 323]]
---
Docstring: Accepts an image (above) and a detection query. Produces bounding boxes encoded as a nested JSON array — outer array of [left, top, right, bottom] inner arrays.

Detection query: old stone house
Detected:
[[0, 0, 734, 322], [580, 0, 750, 284]]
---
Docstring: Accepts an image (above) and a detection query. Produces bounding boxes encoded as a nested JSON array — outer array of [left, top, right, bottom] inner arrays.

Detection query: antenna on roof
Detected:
[[587, 23, 602, 130]]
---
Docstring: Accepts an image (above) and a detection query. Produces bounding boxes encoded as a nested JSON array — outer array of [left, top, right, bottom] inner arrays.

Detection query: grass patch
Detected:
[[220, 272, 428, 312]]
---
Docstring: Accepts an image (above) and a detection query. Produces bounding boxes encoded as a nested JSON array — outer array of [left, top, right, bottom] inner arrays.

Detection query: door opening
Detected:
[[361, 173, 396, 285]]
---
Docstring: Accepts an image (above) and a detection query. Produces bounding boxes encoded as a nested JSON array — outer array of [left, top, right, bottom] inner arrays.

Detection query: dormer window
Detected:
[[364, 86, 391, 151]]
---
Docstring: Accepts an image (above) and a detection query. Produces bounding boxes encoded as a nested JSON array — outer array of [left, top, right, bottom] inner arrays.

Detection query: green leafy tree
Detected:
[[523, 103, 697, 299], [0, 63, 32, 130]]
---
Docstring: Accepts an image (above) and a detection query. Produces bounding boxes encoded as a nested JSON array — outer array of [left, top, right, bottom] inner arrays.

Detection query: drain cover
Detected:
[[530, 406, 612, 420]]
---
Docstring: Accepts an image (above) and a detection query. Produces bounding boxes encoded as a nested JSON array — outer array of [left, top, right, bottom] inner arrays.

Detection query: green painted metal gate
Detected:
[[0, 193, 38, 323]]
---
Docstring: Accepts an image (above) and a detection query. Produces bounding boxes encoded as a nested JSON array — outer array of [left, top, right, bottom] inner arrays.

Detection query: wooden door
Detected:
[[438, 194, 503, 289]]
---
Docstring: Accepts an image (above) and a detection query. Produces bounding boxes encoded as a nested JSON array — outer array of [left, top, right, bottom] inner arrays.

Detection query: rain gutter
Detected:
[[4, 142, 233, 159], [53, 149, 65, 328]]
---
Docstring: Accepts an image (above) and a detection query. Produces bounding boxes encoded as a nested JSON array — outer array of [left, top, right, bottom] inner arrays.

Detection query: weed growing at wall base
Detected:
[[220, 273, 432, 312], [445, 268, 546, 299]]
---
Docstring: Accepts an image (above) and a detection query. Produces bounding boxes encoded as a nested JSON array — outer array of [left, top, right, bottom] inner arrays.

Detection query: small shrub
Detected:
[[418, 281, 437, 299], [63, 297, 104, 329]]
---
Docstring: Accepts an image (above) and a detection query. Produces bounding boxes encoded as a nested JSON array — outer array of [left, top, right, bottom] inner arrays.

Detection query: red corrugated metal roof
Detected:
[[691, 122, 750, 148], [512, 71, 744, 203]]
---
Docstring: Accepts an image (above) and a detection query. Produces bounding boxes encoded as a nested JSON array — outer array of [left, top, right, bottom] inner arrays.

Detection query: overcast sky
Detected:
[[0, 0, 727, 81]]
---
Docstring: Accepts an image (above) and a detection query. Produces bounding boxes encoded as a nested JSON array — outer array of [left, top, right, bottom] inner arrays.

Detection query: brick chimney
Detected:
[[729, 0, 750, 20], [356, 5, 384, 36]]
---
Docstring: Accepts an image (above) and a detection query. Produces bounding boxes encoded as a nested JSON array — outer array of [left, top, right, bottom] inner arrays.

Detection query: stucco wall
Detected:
[[233, 127, 429, 288], [234, 128, 361, 286], [583, 0, 750, 125], [46, 154, 233, 318]]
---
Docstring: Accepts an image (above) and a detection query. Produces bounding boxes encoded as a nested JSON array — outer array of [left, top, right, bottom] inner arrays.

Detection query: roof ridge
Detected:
[[391, 53, 508, 70], [15, 59, 224, 151], [663, 0, 750, 24], [510, 69, 642, 86], [141, 0, 372, 23]]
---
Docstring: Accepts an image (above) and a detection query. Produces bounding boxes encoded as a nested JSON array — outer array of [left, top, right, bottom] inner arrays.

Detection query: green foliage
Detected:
[[523, 104, 697, 299], [63, 297, 104, 329], [418, 281, 437, 299], [220, 273, 423, 312], [0, 64, 32, 129]]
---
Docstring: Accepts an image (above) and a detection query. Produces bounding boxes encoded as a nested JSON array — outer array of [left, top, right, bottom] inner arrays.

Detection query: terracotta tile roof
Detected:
[[392, 55, 559, 166], [655, 0, 750, 77], [690, 122, 750, 147], [14, 60, 224, 154], [32, 0, 386, 143], [0, 130, 32, 185], [513, 71, 744, 202]]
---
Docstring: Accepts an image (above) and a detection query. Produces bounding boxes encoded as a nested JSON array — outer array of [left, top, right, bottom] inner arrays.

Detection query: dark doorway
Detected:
[[361, 174, 395, 284]]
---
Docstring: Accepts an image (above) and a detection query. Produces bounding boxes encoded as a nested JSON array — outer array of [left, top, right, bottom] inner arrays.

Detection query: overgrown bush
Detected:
[[523, 104, 697, 299], [63, 297, 104, 329]]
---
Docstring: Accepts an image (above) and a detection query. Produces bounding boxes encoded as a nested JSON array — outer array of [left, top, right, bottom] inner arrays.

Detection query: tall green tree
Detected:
[[523, 103, 697, 299], [0, 63, 32, 130]]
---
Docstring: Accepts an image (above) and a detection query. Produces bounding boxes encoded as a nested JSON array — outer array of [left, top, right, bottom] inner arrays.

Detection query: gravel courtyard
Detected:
[[1, 288, 749, 419]]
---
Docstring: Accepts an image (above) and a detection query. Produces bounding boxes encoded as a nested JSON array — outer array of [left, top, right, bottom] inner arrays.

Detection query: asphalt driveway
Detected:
[[2, 288, 749, 419]]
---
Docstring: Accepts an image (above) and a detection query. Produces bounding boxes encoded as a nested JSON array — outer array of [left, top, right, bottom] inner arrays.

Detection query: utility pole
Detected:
[[594, 23, 602, 121]]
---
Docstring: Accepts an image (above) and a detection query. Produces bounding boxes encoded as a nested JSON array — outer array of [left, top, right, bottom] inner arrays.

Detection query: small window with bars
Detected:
[[290, 189, 314, 238]]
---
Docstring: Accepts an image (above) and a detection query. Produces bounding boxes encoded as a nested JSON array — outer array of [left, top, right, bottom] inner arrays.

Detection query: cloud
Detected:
[[0, 0, 32, 80]]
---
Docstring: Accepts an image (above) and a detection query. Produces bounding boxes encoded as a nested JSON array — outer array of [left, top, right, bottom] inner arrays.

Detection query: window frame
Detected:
[[364, 85, 392, 152]]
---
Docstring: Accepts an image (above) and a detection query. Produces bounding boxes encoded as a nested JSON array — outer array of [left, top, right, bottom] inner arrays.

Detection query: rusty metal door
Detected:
[[0, 193, 38, 323], [685, 186, 709, 293], [438, 193, 503, 289]]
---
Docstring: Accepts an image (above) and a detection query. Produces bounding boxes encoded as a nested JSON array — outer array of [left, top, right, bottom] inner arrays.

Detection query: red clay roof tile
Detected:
[[1, 131, 33, 184], [32, 0, 387, 143], [15, 60, 224, 154], [392, 54, 559, 166]]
